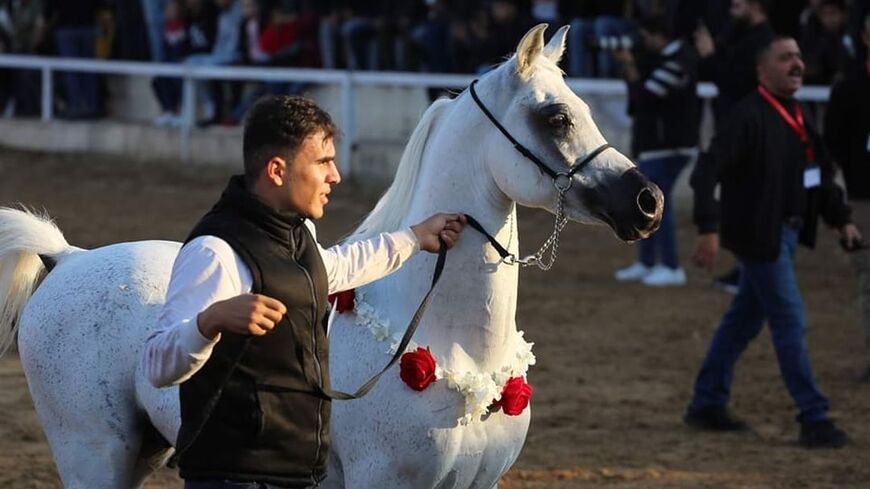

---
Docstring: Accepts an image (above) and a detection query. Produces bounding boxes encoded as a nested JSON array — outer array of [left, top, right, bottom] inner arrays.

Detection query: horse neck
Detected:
[[365, 98, 522, 370]]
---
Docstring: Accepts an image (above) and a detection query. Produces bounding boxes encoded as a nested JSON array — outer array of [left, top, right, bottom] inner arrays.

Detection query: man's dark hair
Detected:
[[747, 0, 770, 14], [755, 34, 795, 65], [819, 0, 845, 10], [639, 15, 673, 39], [242, 95, 338, 185]]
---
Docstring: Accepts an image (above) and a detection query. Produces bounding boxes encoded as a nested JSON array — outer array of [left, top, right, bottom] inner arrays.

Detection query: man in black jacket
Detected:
[[825, 13, 870, 380], [142, 95, 466, 488], [685, 36, 860, 448]]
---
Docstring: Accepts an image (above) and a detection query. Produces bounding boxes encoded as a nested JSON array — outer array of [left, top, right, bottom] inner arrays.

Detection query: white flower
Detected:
[[446, 371, 501, 424], [370, 321, 391, 342], [492, 367, 512, 387]]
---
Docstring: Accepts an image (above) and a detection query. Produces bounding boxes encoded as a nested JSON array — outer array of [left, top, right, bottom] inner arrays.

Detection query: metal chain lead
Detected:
[[502, 189, 569, 271]]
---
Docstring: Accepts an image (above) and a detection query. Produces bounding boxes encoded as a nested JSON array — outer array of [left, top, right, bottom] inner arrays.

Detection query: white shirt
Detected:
[[142, 221, 419, 388]]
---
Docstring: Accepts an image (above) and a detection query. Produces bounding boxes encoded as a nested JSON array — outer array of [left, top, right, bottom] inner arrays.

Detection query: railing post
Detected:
[[180, 71, 195, 163], [41, 66, 52, 121], [340, 73, 354, 179]]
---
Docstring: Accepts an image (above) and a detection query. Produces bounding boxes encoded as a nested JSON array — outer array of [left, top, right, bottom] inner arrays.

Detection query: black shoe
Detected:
[[684, 406, 750, 432], [799, 420, 849, 449], [196, 116, 218, 128], [860, 367, 870, 383], [712, 268, 740, 294]]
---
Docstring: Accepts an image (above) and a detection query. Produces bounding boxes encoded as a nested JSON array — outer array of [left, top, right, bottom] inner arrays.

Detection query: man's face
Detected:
[[241, 0, 259, 19], [284, 131, 340, 219], [758, 39, 805, 96], [819, 5, 846, 33], [730, 0, 751, 24]]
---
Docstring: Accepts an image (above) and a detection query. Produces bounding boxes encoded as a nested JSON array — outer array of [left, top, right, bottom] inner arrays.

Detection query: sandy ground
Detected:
[[0, 149, 868, 489]]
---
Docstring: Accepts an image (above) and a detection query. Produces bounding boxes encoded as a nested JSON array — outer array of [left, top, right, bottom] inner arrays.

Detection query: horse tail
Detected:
[[0, 207, 75, 357]]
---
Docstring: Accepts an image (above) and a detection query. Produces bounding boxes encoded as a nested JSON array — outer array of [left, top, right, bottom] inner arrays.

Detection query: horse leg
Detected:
[[18, 297, 146, 488], [31, 406, 145, 489]]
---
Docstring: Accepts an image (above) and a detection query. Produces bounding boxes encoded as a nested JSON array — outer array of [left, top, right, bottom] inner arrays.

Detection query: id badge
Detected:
[[803, 165, 821, 189]]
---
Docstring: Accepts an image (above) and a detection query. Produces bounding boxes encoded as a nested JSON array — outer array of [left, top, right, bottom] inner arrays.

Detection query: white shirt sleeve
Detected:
[[142, 223, 418, 388], [141, 236, 253, 388], [305, 220, 420, 293]]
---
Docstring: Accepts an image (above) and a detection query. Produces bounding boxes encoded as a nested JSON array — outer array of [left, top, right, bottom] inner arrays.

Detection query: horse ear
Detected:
[[543, 25, 570, 65], [515, 23, 548, 76]]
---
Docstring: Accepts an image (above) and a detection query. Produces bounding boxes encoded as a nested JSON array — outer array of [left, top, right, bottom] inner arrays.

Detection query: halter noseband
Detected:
[[468, 79, 612, 189]]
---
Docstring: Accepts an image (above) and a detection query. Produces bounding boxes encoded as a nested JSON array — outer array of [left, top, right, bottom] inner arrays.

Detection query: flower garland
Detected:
[[329, 289, 535, 425]]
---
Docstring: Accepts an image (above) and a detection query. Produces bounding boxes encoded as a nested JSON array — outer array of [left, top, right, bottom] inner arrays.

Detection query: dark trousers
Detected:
[[637, 153, 691, 269], [152, 76, 182, 112], [54, 26, 100, 116], [690, 225, 830, 422]]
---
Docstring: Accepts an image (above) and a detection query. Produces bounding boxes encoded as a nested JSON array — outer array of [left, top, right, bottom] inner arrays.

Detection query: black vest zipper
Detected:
[[291, 228, 325, 483]]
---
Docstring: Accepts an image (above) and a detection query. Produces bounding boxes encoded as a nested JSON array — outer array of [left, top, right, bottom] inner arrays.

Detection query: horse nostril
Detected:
[[636, 187, 659, 218]]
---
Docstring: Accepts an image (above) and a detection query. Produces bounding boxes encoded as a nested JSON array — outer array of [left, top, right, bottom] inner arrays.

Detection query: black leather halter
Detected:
[[468, 79, 612, 191]]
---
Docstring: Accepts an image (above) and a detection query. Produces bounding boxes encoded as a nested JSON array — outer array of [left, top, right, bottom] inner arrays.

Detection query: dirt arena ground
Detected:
[[1, 149, 868, 489]]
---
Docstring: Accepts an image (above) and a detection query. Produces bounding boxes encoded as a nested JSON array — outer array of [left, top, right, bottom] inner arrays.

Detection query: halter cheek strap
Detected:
[[468, 79, 612, 184]]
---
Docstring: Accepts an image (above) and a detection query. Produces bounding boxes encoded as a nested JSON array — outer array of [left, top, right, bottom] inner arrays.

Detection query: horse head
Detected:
[[471, 24, 664, 243]]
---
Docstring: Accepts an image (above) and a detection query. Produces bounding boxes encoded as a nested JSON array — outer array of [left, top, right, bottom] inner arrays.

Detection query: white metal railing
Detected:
[[0, 54, 832, 172]]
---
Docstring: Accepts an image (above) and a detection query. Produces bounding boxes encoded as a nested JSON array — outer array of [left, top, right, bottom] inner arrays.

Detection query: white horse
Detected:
[[0, 25, 661, 489]]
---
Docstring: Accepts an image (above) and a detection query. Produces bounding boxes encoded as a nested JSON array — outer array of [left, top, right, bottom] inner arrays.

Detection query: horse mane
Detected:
[[345, 97, 452, 242]]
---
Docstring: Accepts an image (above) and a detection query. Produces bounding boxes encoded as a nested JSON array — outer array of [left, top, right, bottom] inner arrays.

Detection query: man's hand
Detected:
[[693, 232, 719, 272], [613, 49, 640, 82], [411, 213, 467, 253], [612, 48, 634, 65], [838, 223, 863, 249], [694, 24, 715, 58], [197, 294, 287, 339]]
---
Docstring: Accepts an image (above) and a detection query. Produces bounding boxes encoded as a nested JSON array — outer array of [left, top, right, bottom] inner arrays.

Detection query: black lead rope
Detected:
[[313, 237, 448, 400], [468, 79, 613, 183], [464, 215, 512, 261]]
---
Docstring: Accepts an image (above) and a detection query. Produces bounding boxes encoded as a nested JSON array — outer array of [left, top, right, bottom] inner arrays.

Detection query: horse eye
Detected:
[[548, 113, 570, 128]]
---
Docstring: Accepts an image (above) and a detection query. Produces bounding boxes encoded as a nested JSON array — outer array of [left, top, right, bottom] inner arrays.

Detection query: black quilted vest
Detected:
[[177, 176, 331, 488]]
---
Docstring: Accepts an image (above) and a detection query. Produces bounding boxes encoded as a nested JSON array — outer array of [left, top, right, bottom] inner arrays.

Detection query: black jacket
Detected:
[[627, 39, 700, 156], [824, 62, 870, 201], [177, 176, 332, 488], [691, 90, 852, 261]]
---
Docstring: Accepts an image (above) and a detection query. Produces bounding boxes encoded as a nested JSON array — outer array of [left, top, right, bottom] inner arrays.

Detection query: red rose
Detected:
[[328, 289, 355, 313], [400, 347, 438, 391], [492, 377, 532, 416]]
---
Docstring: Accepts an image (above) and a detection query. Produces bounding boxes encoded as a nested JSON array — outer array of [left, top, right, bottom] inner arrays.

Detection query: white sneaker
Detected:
[[642, 265, 687, 287], [153, 112, 174, 127], [167, 114, 185, 128], [614, 262, 653, 282]]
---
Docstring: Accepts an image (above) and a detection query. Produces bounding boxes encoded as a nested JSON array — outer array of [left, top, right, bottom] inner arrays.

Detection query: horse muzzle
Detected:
[[581, 167, 664, 242]]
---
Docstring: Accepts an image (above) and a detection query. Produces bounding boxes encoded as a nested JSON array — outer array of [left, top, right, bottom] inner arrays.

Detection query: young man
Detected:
[[686, 36, 860, 448], [142, 95, 465, 488], [612, 15, 699, 286]]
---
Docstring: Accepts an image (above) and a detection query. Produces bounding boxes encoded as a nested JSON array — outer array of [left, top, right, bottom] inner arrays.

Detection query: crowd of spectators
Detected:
[[0, 0, 867, 123]]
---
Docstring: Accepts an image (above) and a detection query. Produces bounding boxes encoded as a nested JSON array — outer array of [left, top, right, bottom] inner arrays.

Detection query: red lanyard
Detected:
[[757, 85, 815, 162]]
